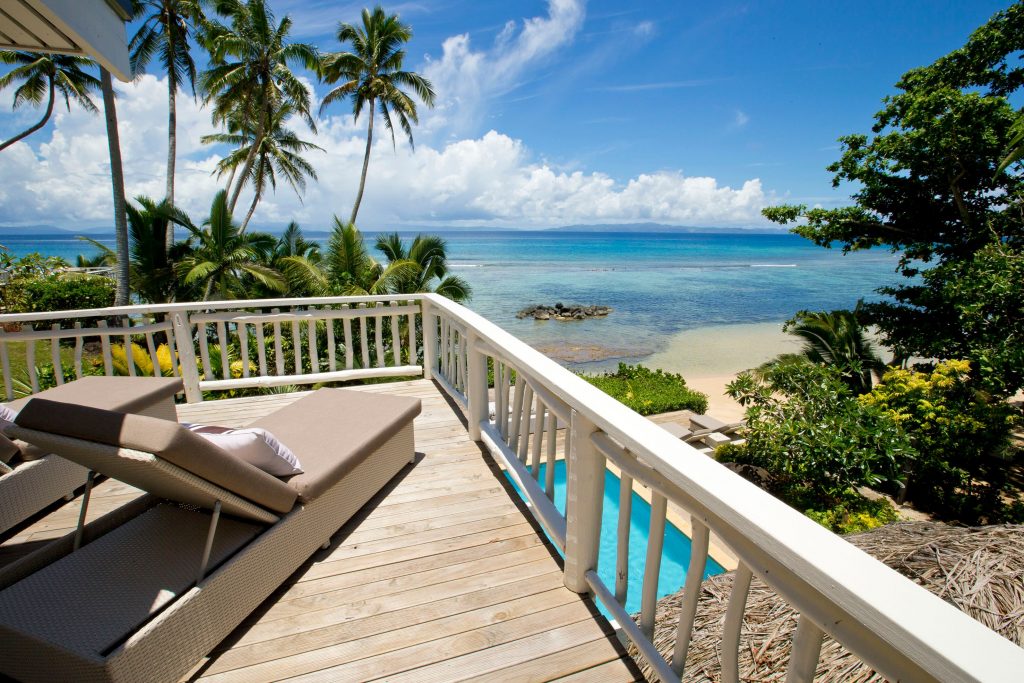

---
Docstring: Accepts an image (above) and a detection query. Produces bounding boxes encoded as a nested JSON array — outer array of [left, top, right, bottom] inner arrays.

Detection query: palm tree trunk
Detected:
[[224, 161, 238, 197], [228, 101, 268, 217], [241, 189, 260, 232], [165, 72, 177, 253], [349, 97, 375, 225], [102, 68, 131, 306], [0, 75, 55, 152]]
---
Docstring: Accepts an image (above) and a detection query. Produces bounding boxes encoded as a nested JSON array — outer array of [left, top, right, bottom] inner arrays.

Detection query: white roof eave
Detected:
[[0, 0, 131, 81]]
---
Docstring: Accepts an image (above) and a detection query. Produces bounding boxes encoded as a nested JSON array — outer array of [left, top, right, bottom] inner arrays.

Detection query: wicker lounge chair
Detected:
[[0, 387, 420, 683], [0, 376, 182, 537]]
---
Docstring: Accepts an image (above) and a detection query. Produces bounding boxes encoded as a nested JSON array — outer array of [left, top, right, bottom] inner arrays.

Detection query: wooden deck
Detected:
[[0, 380, 643, 682]]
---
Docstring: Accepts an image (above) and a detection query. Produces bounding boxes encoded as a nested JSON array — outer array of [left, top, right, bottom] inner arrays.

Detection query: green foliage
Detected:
[[762, 5, 1024, 395], [2, 274, 115, 318], [320, 6, 436, 223], [0, 251, 68, 280], [0, 51, 100, 151], [176, 190, 286, 299], [375, 232, 472, 302], [581, 363, 708, 416], [782, 305, 884, 394], [725, 360, 912, 503], [870, 244, 1024, 396], [861, 360, 1019, 523], [803, 494, 901, 535]]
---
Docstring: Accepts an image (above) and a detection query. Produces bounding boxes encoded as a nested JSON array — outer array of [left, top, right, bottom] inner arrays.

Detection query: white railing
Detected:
[[3, 293, 1022, 680], [0, 295, 422, 403], [421, 294, 1024, 683]]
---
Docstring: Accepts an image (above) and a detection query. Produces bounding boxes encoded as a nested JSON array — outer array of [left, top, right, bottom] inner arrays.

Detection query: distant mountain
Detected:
[[0, 224, 111, 234], [550, 222, 783, 233]]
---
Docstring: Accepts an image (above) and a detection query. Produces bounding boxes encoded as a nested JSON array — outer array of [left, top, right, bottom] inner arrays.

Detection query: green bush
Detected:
[[861, 360, 1020, 523], [581, 363, 708, 416], [803, 494, 901, 535], [724, 360, 912, 504], [3, 274, 115, 319]]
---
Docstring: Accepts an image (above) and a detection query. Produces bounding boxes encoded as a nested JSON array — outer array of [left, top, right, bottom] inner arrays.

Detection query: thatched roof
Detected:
[[627, 522, 1024, 681]]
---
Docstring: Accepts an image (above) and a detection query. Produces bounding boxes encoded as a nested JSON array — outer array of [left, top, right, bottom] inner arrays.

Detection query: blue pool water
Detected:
[[507, 460, 726, 617]]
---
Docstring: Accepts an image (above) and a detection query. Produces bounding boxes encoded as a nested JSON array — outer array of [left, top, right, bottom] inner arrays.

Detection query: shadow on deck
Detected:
[[0, 380, 643, 682]]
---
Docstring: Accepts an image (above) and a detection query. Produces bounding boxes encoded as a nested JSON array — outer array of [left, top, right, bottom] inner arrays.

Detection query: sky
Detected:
[[0, 0, 1016, 231]]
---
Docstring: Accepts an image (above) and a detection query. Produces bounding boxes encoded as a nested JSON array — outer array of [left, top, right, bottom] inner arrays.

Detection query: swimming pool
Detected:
[[506, 460, 726, 616]]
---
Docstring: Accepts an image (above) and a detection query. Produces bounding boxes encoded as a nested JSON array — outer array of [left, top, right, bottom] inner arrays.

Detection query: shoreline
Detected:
[[642, 321, 801, 422]]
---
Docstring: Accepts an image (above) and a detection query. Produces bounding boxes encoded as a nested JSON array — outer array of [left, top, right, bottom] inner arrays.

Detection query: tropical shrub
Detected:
[[0, 252, 67, 280], [724, 360, 912, 504], [2, 274, 115, 330], [803, 493, 901, 535], [111, 343, 177, 377], [861, 360, 1020, 522], [582, 363, 707, 416], [782, 305, 884, 394]]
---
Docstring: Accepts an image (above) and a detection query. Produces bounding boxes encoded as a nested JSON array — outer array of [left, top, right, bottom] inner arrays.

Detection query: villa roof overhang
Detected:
[[0, 0, 131, 81]]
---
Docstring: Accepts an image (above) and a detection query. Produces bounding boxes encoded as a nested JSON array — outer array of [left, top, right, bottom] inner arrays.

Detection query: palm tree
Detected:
[[201, 102, 323, 230], [176, 190, 285, 299], [320, 6, 436, 225], [129, 0, 207, 244], [375, 232, 471, 301], [268, 221, 326, 295], [125, 196, 194, 302], [200, 0, 319, 215], [77, 197, 192, 302], [75, 238, 116, 268], [100, 68, 131, 305], [322, 219, 417, 295], [783, 306, 885, 394], [0, 51, 100, 152]]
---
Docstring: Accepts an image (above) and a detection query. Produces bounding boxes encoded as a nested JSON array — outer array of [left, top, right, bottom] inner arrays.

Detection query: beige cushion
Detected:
[[4, 377, 183, 461], [5, 376, 182, 414], [253, 389, 420, 502], [14, 399, 297, 514]]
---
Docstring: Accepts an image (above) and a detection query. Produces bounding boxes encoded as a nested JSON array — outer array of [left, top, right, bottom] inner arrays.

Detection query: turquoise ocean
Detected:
[[2, 230, 902, 370]]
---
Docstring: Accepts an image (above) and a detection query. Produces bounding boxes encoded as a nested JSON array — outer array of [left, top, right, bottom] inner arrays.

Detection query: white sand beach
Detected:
[[644, 322, 803, 422]]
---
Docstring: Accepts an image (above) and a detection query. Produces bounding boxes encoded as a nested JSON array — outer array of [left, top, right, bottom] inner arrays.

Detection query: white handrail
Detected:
[[0, 295, 425, 403], [421, 293, 1024, 683]]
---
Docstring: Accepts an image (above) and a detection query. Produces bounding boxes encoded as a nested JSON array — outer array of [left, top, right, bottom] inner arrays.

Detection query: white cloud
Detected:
[[0, 73, 772, 229], [633, 20, 655, 38], [420, 0, 586, 138], [733, 109, 749, 128]]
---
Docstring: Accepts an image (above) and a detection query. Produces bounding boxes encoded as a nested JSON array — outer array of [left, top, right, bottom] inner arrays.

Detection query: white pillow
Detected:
[[184, 424, 303, 476], [0, 404, 17, 430]]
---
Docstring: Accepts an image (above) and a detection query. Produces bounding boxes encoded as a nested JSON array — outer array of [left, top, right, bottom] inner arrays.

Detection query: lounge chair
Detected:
[[0, 376, 182, 537], [0, 387, 420, 683]]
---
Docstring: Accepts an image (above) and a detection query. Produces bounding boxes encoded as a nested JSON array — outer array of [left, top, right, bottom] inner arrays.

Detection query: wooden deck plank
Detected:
[[359, 619, 621, 683], [283, 534, 546, 599], [199, 588, 584, 682], [474, 637, 641, 683], [204, 574, 570, 677], [232, 559, 562, 647], [275, 605, 600, 683], [549, 657, 645, 682]]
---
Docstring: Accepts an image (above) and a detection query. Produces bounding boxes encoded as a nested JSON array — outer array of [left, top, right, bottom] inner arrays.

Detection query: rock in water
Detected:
[[516, 304, 612, 321]]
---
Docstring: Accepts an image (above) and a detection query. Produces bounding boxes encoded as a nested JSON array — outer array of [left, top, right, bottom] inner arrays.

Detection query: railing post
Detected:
[[170, 312, 202, 403], [421, 300, 437, 381], [564, 409, 604, 594], [466, 334, 488, 441]]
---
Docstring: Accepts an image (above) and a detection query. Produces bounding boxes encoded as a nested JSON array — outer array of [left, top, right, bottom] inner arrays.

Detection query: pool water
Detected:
[[506, 460, 726, 617]]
